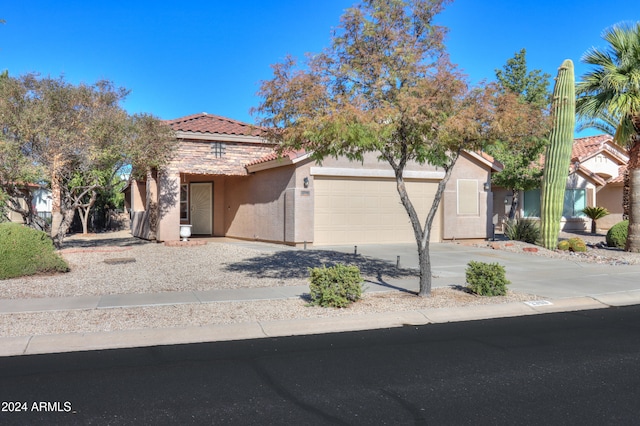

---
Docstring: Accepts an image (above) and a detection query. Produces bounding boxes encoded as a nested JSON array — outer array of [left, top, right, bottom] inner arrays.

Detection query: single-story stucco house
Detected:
[[129, 113, 501, 246], [492, 134, 628, 232], [5, 183, 52, 224]]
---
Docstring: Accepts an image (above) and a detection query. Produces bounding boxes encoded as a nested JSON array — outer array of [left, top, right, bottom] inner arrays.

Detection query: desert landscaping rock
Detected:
[[1, 229, 637, 339]]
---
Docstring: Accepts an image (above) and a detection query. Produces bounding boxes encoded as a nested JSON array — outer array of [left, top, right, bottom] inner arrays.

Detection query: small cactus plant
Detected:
[[568, 237, 587, 252], [557, 237, 586, 252], [540, 59, 575, 250]]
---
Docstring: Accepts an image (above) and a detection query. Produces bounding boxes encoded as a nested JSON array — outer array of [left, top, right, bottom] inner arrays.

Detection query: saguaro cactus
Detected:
[[540, 59, 575, 250]]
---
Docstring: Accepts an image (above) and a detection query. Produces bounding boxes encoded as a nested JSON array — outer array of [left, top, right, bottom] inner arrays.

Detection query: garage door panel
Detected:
[[314, 177, 441, 245]]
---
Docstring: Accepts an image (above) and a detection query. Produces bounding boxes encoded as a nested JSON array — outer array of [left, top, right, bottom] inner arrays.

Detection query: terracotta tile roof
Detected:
[[246, 149, 308, 167], [167, 113, 264, 137], [537, 134, 627, 169], [571, 134, 627, 163], [6, 181, 41, 189]]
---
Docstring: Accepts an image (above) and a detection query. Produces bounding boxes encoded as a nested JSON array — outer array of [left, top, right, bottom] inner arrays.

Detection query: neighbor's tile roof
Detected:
[[537, 134, 627, 169], [571, 134, 626, 162], [572, 134, 610, 160], [167, 113, 264, 137]]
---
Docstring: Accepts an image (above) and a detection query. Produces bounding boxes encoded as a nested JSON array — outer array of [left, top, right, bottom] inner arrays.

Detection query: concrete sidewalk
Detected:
[[2, 241, 640, 357]]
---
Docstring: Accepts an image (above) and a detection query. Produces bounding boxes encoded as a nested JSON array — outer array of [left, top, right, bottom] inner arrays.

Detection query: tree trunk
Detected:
[[52, 208, 75, 249], [591, 219, 597, 235], [392, 171, 429, 295], [626, 139, 640, 252], [79, 207, 90, 234], [508, 190, 519, 220], [50, 156, 64, 243], [78, 190, 98, 234], [417, 243, 431, 297]]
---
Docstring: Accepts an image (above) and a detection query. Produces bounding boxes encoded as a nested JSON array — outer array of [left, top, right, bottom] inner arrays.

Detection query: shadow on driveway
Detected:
[[223, 249, 418, 281]]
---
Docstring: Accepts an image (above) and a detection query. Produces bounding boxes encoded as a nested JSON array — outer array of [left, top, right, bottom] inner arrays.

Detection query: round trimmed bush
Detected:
[[308, 264, 363, 308], [0, 223, 69, 279], [466, 261, 510, 296], [606, 220, 628, 249]]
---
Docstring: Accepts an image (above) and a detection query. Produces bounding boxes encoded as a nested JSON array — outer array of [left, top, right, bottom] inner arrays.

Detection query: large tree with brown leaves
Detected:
[[0, 74, 175, 246], [254, 0, 549, 296]]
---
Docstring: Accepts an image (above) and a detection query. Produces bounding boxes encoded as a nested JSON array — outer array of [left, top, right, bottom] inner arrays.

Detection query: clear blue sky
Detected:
[[1, 1, 636, 136]]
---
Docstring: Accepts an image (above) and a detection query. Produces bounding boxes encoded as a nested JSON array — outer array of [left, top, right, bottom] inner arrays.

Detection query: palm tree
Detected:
[[582, 206, 610, 234], [576, 109, 620, 136], [576, 22, 640, 252]]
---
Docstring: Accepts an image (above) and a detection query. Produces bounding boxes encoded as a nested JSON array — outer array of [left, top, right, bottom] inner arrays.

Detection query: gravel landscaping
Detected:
[[482, 230, 640, 266], [1, 229, 637, 338]]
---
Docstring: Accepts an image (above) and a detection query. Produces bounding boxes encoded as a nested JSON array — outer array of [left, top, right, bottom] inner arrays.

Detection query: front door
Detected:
[[190, 183, 212, 235]]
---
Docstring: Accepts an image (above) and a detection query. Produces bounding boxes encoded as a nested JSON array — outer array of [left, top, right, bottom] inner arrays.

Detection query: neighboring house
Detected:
[[5, 183, 52, 224], [493, 134, 628, 232], [129, 113, 501, 245]]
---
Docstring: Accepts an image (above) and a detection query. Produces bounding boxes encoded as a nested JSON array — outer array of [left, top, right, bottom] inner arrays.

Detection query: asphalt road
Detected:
[[2, 306, 640, 425]]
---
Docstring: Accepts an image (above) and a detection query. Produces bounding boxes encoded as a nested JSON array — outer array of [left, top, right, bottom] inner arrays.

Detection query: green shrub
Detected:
[[308, 264, 363, 308], [557, 240, 571, 251], [465, 261, 510, 296], [504, 218, 540, 244], [606, 220, 628, 249], [0, 223, 69, 279], [568, 237, 587, 252]]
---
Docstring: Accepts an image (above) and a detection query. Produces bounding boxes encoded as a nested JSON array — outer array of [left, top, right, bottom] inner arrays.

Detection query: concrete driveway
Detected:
[[317, 242, 640, 300]]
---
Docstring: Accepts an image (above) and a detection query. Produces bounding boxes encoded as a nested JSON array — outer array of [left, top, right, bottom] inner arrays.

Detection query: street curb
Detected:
[[0, 297, 634, 358], [590, 290, 640, 306]]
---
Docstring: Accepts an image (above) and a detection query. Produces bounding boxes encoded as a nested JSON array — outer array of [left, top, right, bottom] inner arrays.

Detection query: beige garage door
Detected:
[[313, 177, 441, 245]]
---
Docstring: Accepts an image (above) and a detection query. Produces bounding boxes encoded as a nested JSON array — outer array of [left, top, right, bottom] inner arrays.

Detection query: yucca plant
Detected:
[[582, 206, 609, 234]]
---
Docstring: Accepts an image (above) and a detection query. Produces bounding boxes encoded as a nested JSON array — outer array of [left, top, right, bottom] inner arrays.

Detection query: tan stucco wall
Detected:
[[304, 152, 493, 241], [442, 153, 493, 240], [582, 153, 622, 180], [491, 188, 511, 230], [7, 197, 27, 223], [156, 171, 181, 242], [290, 159, 315, 244], [213, 177, 226, 236], [314, 152, 441, 173], [224, 166, 297, 243], [597, 184, 624, 230], [148, 149, 494, 244]]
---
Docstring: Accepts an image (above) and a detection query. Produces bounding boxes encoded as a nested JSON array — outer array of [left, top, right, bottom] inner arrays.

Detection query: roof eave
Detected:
[[246, 152, 312, 173], [174, 131, 272, 144], [464, 150, 503, 172]]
